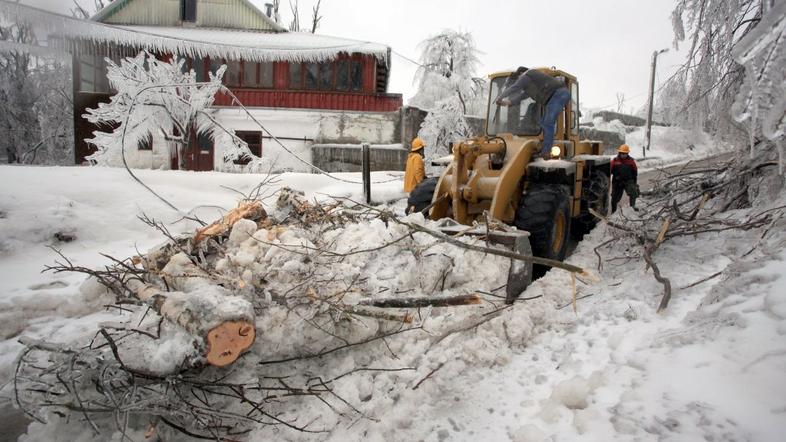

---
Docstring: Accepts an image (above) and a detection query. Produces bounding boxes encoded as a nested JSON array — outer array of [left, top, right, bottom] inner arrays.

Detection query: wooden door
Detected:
[[185, 130, 214, 171]]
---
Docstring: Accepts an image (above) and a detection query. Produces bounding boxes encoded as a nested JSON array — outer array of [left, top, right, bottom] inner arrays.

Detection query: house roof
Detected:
[[91, 0, 285, 32], [0, 2, 389, 63], [93, 25, 391, 63]]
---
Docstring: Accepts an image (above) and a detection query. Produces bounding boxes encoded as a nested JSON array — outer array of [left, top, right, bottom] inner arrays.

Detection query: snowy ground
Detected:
[[1, 163, 785, 441]]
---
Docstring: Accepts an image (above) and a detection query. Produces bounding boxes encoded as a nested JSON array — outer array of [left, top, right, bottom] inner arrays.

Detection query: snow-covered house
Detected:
[[64, 0, 403, 171]]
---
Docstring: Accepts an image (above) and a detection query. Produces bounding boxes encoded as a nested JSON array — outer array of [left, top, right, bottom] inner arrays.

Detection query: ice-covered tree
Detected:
[[665, 0, 765, 139], [83, 52, 262, 170], [417, 96, 472, 163], [412, 30, 486, 165], [730, 0, 786, 169], [0, 21, 73, 165], [410, 29, 486, 115]]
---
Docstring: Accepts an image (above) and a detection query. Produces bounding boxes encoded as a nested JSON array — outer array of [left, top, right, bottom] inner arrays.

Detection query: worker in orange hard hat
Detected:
[[404, 138, 426, 193], [610, 144, 639, 212]]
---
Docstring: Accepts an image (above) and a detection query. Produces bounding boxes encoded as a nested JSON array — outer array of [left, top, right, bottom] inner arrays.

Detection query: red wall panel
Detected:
[[214, 89, 403, 112]]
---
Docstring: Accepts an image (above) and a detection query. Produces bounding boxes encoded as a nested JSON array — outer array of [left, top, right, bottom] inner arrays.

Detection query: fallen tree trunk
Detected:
[[359, 294, 481, 309], [125, 278, 256, 367], [193, 200, 267, 245]]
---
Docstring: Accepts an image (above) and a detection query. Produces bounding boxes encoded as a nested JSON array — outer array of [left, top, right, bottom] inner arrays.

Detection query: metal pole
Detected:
[[362, 143, 371, 204], [645, 48, 668, 156]]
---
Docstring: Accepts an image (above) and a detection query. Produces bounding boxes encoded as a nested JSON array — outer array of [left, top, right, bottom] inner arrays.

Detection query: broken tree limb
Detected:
[[125, 278, 256, 367], [358, 294, 481, 309], [341, 305, 413, 323], [193, 200, 266, 244], [643, 242, 673, 313], [590, 207, 674, 312], [655, 218, 671, 245], [399, 218, 590, 276]]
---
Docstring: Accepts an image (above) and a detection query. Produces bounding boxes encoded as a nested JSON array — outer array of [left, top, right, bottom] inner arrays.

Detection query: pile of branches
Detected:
[[594, 150, 783, 312], [14, 187, 580, 439]]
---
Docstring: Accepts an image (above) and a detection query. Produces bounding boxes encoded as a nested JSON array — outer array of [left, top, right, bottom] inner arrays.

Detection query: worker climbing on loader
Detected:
[[495, 66, 571, 160], [610, 144, 639, 212], [404, 137, 426, 193]]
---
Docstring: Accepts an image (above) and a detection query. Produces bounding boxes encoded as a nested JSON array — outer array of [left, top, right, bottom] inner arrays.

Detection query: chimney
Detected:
[[264, 3, 273, 17]]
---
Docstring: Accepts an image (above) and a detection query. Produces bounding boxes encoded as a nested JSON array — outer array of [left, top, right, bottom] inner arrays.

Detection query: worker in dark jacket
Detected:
[[495, 66, 571, 159], [610, 144, 639, 212]]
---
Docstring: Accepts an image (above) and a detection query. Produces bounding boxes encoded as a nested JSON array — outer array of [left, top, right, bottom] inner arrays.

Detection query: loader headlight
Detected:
[[550, 145, 561, 158]]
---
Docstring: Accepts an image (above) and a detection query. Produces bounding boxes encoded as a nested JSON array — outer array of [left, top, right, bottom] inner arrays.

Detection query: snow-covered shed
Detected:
[[56, 0, 403, 171]]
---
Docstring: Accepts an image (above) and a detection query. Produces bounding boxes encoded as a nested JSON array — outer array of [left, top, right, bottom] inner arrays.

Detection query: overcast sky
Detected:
[[26, 0, 686, 112]]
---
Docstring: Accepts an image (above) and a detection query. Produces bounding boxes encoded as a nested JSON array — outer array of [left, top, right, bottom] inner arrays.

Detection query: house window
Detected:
[[350, 60, 362, 92], [336, 59, 363, 92], [226, 60, 241, 87], [298, 62, 334, 91], [234, 131, 262, 165], [138, 134, 153, 150], [304, 63, 319, 90], [78, 55, 110, 93], [242, 61, 273, 88], [210, 58, 222, 76], [289, 63, 302, 89], [289, 61, 349, 91], [319, 62, 333, 90], [181, 0, 197, 22], [197, 132, 212, 152], [260, 62, 273, 88], [336, 60, 349, 91], [243, 61, 257, 87], [193, 57, 207, 81]]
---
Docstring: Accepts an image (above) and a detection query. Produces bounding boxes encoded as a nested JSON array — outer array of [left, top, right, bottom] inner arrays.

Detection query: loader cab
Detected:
[[486, 68, 581, 156], [487, 76, 543, 136]]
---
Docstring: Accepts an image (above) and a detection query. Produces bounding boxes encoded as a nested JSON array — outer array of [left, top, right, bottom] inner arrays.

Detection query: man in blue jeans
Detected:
[[496, 66, 571, 159]]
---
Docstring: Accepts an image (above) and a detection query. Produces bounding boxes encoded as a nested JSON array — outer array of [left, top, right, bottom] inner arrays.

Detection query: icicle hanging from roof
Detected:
[[0, 1, 390, 64]]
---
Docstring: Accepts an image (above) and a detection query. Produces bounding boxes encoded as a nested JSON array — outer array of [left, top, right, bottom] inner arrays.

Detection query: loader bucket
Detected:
[[435, 220, 533, 304]]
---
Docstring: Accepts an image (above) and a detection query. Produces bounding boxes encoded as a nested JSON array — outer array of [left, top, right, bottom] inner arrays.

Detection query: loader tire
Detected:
[[514, 184, 571, 277], [572, 171, 610, 238], [405, 177, 439, 215]]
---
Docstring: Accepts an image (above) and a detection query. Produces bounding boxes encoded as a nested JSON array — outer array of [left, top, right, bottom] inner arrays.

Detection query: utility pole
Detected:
[[644, 48, 669, 158]]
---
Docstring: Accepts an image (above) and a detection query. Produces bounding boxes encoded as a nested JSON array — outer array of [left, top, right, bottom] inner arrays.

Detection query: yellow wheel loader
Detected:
[[406, 68, 610, 302]]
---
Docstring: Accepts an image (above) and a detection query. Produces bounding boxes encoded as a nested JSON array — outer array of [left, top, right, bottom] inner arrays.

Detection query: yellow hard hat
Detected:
[[618, 144, 631, 154], [411, 138, 425, 151]]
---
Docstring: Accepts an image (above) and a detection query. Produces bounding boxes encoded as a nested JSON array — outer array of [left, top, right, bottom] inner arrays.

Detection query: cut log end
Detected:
[[205, 321, 256, 367]]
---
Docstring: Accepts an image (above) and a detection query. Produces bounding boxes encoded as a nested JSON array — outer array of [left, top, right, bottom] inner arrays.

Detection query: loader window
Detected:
[[571, 82, 579, 135], [487, 76, 542, 136]]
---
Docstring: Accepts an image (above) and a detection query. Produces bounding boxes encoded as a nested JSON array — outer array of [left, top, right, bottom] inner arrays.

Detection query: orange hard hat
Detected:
[[617, 144, 631, 154], [411, 138, 425, 151]]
